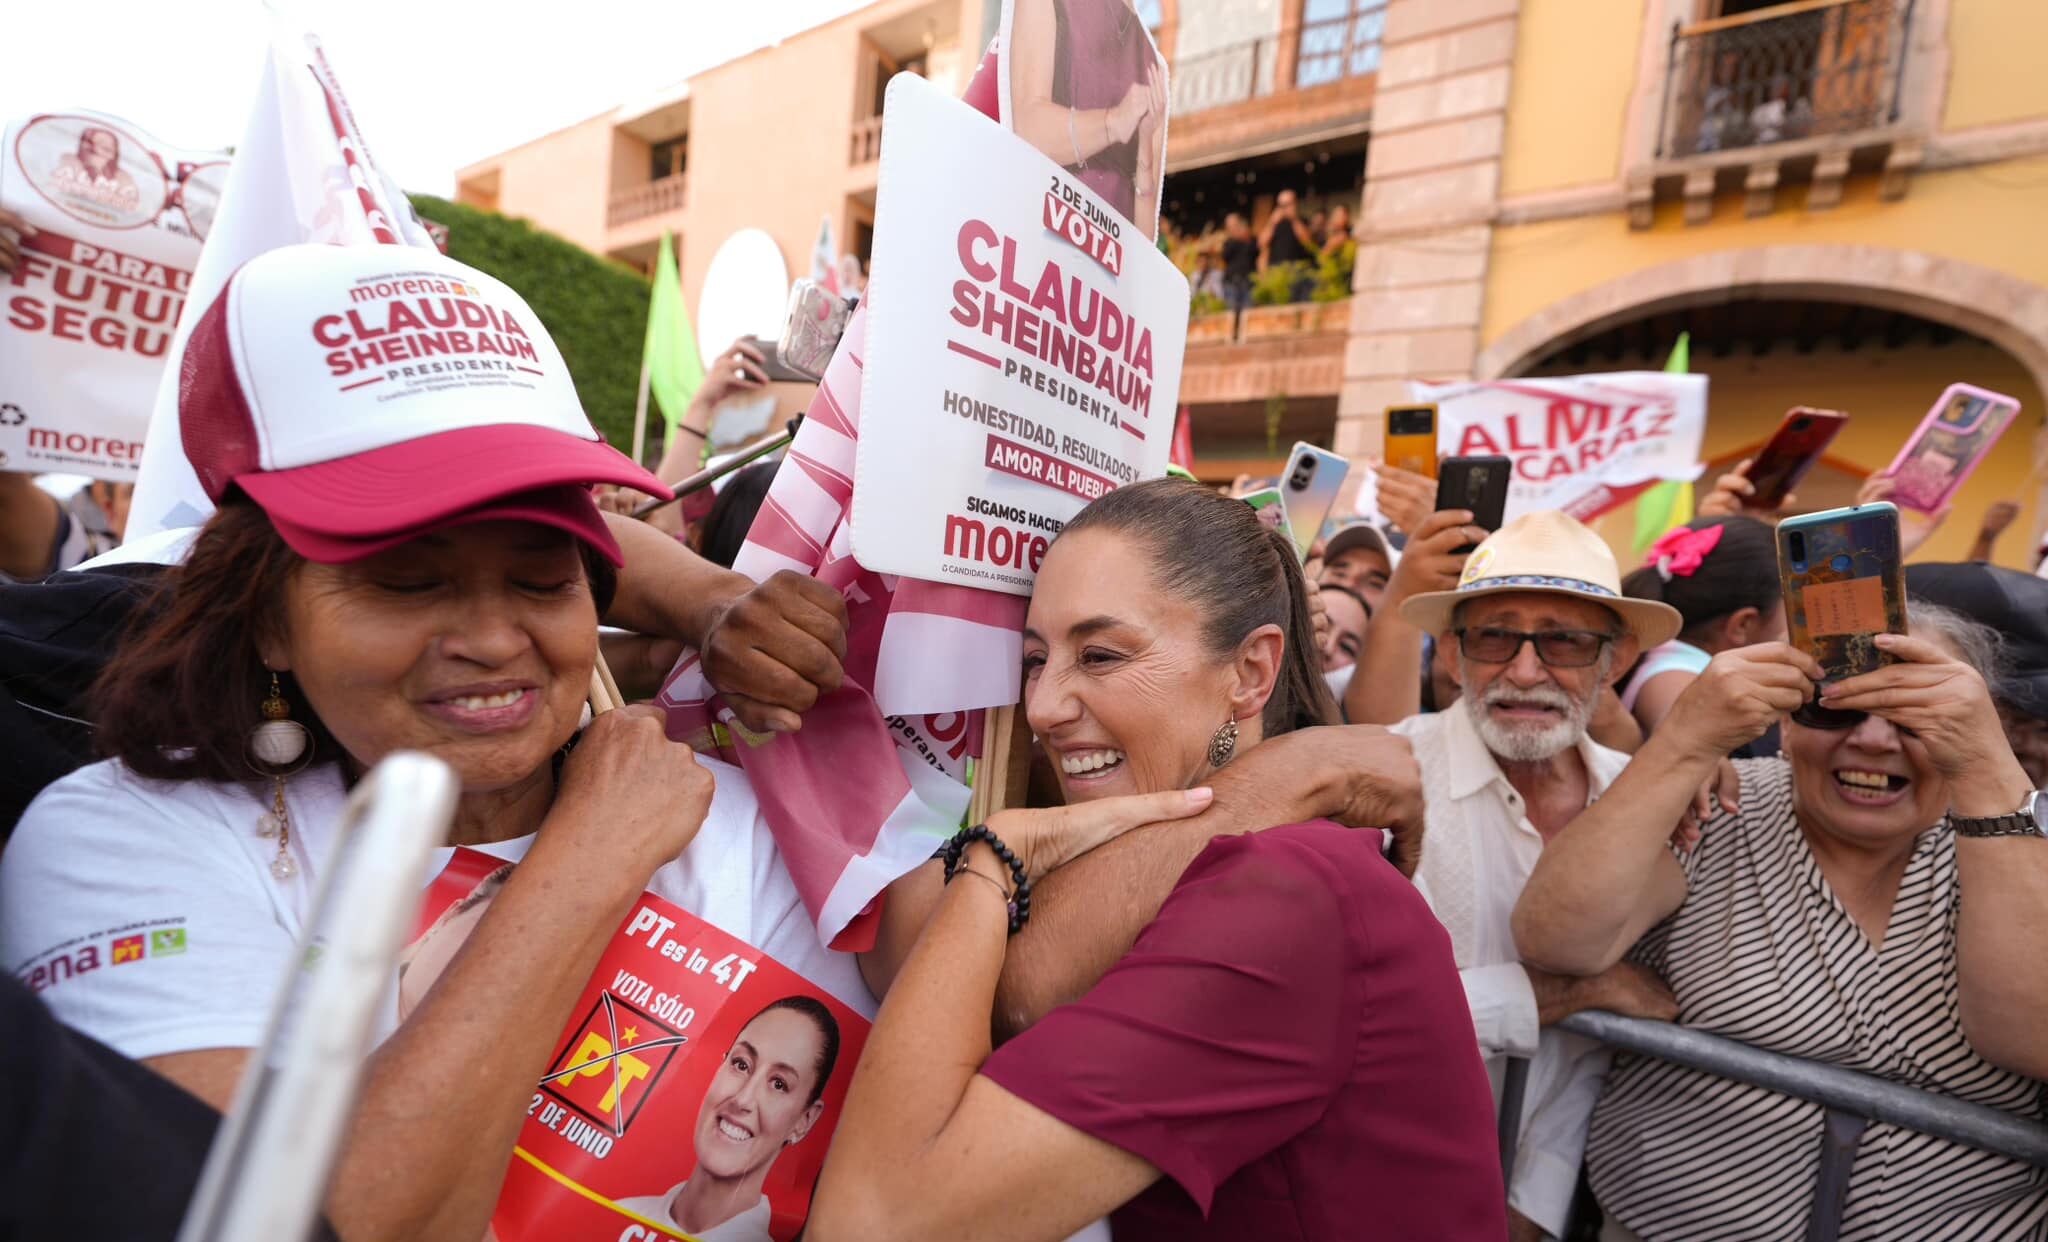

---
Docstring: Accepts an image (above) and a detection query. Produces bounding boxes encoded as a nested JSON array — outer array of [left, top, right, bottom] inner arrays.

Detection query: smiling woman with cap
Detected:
[[0, 244, 875, 1242]]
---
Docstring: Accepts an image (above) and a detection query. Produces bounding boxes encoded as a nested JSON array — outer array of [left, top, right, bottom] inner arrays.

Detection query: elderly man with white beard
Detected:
[[1387, 511, 1691, 1242]]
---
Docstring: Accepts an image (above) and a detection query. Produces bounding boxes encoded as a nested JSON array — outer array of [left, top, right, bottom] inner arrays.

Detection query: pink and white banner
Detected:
[[1412, 372, 1709, 523], [126, 19, 438, 539], [659, 51, 1031, 954]]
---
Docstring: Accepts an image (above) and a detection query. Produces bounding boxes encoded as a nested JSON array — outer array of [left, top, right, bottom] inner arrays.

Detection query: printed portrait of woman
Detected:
[[51, 125, 142, 213], [395, 862, 516, 1023], [613, 996, 843, 1242], [1004, 0, 1168, 237]]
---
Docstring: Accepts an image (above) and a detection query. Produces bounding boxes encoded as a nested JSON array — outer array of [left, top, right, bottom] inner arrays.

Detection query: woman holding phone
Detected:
[[1513, 605, 2048, 1239]]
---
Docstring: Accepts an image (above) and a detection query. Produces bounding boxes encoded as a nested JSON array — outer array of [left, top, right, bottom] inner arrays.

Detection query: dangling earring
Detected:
[[1207, 718, 1239, 769], [249, 671, 311, 881]]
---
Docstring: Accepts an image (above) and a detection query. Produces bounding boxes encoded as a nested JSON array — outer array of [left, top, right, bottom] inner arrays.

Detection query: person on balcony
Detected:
[[1514, 606, 2048, 1241], [1257, 189, 1317, 301]]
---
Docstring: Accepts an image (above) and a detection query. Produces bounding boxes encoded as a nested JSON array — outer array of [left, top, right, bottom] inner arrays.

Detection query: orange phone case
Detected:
[[1383, 405, 1439, 480]]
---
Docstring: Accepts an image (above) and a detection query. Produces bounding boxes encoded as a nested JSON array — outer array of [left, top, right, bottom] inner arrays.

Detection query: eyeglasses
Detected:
[[1789, 699, 1917, 738], [1453, 627, 1614, 669]]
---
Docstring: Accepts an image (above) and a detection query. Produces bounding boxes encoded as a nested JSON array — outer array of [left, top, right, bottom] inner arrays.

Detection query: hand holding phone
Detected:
[[1882, 383, 2021, 513], [1434, 455, 1510, 554], [1384, 405, 1438, 480], [1742, 407, 1847, 511], [1777, 502, 1907, 684]]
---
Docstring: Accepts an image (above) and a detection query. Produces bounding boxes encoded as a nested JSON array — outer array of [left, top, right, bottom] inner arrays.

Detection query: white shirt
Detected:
[[612, 1185, 775, 1242], [1391, 704, 1632, 1238], [0, 754, 876, 1063]]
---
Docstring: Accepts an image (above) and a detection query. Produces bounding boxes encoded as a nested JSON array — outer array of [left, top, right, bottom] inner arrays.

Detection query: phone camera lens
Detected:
[[1789, 532, 1807, 561], [1791, 418, 1810, 431]]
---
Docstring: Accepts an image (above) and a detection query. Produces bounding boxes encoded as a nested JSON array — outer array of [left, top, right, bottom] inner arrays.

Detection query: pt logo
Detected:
[[537, 992, 688, 1138], [150, 928, 188, 956], [0, 404, 23, 427], [111, 935, 145, 964]]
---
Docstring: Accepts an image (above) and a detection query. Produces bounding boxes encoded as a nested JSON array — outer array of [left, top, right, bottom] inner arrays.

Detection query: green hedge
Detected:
[[409, 194, 649, 450]]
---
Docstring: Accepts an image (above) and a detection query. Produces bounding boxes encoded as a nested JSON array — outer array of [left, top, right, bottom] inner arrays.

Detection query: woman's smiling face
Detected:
[[261, 520, 598, 794], [1022, 528, 1244, 802]]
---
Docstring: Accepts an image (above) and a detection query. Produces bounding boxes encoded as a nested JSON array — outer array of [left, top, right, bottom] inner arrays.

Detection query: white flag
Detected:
[[127, 18, 437, 540]]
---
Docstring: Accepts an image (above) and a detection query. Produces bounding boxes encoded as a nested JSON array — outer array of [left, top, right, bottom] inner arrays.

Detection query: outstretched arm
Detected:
[[859, 725, 1422, 1028], [1513, 644, 1814, 973]]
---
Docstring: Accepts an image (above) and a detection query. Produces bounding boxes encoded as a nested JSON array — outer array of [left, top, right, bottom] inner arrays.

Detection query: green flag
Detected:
[[645, 231, 704, 436], [1631, 333, 1695, 557]]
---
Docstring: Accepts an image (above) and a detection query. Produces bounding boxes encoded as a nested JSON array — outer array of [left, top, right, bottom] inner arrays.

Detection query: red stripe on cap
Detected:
[[178, 280, 263, 502]]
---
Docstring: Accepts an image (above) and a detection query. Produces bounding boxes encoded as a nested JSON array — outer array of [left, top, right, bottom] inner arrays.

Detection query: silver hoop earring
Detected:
[[1207, 718, 1239, 768]]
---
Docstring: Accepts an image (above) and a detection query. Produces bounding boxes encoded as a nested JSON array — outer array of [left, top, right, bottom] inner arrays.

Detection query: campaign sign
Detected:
[[851, 73, 1186, 596], [1412, 372, 1709, 523], [403, 850, 869, 1242], [0, 110, 224, 480]]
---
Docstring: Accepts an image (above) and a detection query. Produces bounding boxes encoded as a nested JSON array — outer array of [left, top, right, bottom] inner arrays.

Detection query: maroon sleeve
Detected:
[[980, 832, 1359, 1213]]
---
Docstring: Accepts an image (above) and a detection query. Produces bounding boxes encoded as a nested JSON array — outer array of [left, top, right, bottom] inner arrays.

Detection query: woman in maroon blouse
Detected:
[[810, 479, 1504, 1241]]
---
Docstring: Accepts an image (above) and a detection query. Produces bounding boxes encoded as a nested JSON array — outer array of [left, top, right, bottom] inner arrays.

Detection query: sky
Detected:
[[0, 0, 871, 196]]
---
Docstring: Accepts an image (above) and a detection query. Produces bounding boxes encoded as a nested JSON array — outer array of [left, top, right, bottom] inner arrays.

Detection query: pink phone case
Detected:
[[1880, 383, 2022, 513]]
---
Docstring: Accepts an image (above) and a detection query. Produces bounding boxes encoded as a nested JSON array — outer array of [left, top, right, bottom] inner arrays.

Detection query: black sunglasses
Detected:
[[1790, 698, 1917, 738], [1453, 627, 1614, 670]]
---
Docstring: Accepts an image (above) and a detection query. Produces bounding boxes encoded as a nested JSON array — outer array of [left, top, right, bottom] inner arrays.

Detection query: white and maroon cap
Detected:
[[178, 243, 670, 564]]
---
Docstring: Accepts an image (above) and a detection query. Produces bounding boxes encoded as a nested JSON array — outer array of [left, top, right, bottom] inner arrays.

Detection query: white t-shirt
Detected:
[[612, 1184, 774, 1242], [0, 754, 875, 1062]]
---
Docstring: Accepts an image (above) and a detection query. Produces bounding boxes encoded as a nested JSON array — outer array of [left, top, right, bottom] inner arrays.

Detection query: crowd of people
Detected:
[[2, 230, 2047, 1241], [1181, 186, 1355, 310]]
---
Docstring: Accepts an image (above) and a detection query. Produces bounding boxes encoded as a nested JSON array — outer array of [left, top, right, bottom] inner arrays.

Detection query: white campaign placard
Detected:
[[1413, 372, 1709, 523], [850, 73, 1186, 596], [0, 111, 225, 480]]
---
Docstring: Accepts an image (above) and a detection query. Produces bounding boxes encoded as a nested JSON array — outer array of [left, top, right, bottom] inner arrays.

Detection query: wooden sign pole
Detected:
[[968, 702, 1034, 823]]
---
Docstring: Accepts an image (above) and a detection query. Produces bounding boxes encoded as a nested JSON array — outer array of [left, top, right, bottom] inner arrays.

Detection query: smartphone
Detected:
[[1882, 383, 2022, 513], [1280, 443, 1349, 561], [776, 279, 854, 379], [1742, 407, 1848, 510], [739, 335, 817, 384], [1435, 455, 1511, 553], [1384, 405, 1438, 479], [1777, 502, 1907, 683], [1240, 486, 1286, 537]]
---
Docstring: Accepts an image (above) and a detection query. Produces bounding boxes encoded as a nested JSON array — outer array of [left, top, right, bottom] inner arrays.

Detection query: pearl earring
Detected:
[[249, 671, 311, 881]]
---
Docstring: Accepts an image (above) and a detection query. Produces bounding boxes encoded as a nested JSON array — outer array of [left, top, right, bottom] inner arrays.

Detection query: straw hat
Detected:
[[1400, 510, 1682, 647]]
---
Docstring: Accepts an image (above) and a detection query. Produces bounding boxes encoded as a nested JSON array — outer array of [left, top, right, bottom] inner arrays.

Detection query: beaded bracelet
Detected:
[[940, 823, 1032, 935]]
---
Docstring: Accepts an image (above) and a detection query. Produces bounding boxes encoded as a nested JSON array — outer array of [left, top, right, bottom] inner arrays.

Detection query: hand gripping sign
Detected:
[[0, 110, 225, 480], [403, 850, 869, 1242], [850, 73, 1186, 596]]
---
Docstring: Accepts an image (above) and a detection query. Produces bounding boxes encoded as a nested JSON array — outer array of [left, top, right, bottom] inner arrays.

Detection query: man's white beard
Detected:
[[1464, 678, 1598, 763]]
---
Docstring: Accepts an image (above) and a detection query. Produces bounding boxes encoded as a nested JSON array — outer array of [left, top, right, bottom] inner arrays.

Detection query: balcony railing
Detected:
[[1657, 0, 1913, 160], [849, 115, 884, 166], [607, 172, 687, 228], [1170, 12, 1383, 117]]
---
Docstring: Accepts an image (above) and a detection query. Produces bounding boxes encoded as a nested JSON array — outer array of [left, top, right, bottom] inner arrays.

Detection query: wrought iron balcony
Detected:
[[1657, 0, 1913, 160]]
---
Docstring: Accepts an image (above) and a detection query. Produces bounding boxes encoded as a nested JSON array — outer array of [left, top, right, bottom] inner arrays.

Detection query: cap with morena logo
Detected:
[[178, 243, 671, 565]]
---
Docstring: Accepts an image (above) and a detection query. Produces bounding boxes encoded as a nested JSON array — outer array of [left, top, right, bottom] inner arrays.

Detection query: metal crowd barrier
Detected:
[[1497, 1010, 2048, 1242]]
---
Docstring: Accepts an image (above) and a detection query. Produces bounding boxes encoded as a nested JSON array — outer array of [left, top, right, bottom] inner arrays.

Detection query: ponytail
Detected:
[[1262, 523, 1340, 734]]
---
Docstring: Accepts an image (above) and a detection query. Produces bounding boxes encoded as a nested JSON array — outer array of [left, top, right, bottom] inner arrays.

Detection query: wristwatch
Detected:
[[1951, 790, 2048, 839]]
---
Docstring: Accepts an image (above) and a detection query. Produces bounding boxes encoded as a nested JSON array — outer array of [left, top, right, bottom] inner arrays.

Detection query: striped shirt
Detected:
[[1587, 758, 2048, 1240]]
